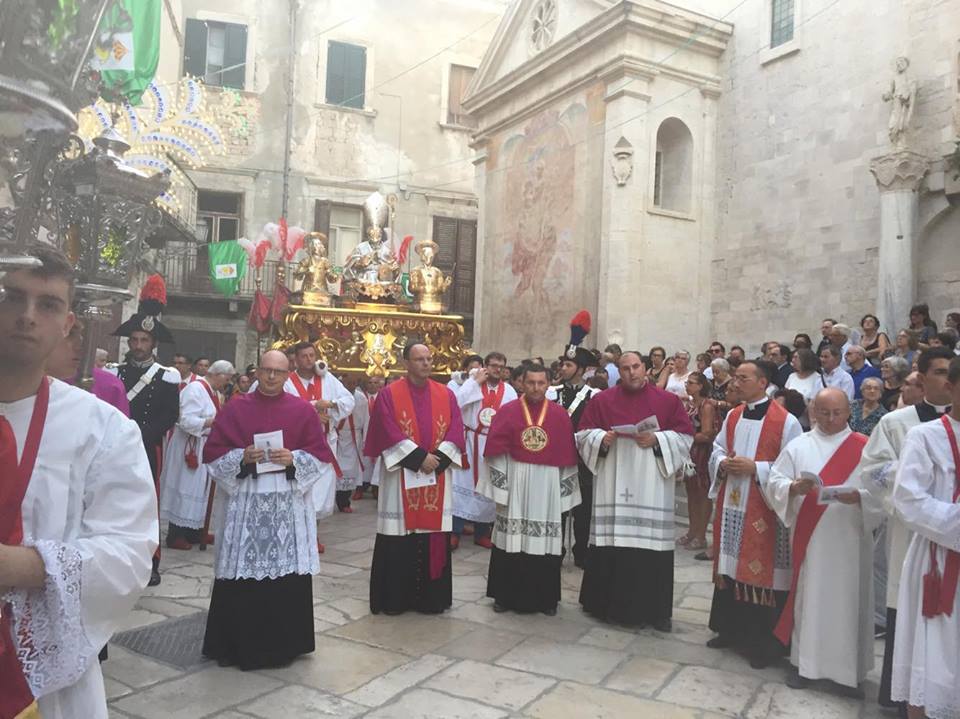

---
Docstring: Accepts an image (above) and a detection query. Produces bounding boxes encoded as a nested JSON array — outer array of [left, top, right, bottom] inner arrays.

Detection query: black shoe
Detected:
[[786, 670, 810, 689], [706, 635, 732, 649], [148, 569, 161, 587], [653, 619, 672, 633], [541, 606, 557, 616], [493, 602, 508, 613], [749, 652, 775, 670], [383, 608, 404, 616], [694, 551, 712, 561]]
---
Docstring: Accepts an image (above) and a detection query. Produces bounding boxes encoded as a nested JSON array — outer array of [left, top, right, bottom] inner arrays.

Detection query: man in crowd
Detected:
[[704, 342, 726, 380], [899, 370, 924, 407], [817, 318, 837, 354], [767, 343, 792, 390], [828, 323, 854, 371], [763, 388, 878, 694], [173, 352, 194, 388], [451, 351, 516, 549], [603, 343, 622, 385], [820, 345, 855, 401], [546, 311, 600, 567], [729, 345, 746, 363], [159, 360, 234, 550], [478, 363, 580, 614], [46, 316, 129, 416], [707, 360, 803, 668], [1, 248, 157, 717], [890, 356, 960, 719], [364, 343, 466, 614], [95, 347, 109, 368], [192, 356, 210, 378], [201, 349, 336, 670], [353, 374, 385, 500], [846, 345, 881, 399], [576, 350, 693, 630], [335, 374, 369, 513], [855, 346, 954, 712], [112, 275, 180, 586]]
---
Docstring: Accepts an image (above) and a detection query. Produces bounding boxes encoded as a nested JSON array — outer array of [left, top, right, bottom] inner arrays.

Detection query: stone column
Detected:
[[869, 150, 929, 336]]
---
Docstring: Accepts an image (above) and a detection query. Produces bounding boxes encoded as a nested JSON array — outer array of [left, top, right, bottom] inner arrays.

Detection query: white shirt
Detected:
[[822, 366, 855, 401]]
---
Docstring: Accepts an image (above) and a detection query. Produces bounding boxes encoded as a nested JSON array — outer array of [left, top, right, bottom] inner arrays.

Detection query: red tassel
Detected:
[[923, 544, 943, 618], [139, 274, 167, 305]]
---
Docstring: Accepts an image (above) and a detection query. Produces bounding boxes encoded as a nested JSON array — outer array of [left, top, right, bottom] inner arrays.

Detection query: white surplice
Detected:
[[205, 447, 334, 580], [2, 380, 157, 719], [891, 417, 960, 718], [577, 428, 691, 551], [335, 388, 369, 491], [159, 378, 217, 528], [451, 378, 518, 523], [708, 399, 803, 590], [477, 455, 580, 555], [358, 391, 379, 486], [763, 427, 880, 687], [373, 437, 464, 535]]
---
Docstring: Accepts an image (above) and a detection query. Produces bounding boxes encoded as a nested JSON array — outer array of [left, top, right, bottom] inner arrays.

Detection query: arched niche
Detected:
[[653, 117, 694, 213]]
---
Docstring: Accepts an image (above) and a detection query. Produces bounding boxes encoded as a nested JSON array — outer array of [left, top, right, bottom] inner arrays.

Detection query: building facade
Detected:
[[149, 0, 504, 367]]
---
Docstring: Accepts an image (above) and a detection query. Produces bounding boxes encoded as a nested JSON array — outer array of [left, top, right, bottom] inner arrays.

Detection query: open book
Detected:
[[611, 415, 661, 436], [800, 470, 848, 505]]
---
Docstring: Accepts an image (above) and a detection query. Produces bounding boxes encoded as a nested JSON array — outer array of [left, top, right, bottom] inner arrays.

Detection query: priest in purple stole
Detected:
[[576, 351, 693, 631], [201, 350, 336, 670], [364, 344, 466, 615], [479, 364, 581, 615]]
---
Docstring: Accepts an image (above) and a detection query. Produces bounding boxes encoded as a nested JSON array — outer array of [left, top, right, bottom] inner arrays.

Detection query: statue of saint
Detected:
[[341, 192, 401, 302], [883, 56, 916, 149], [293, 232, 336, 307], [408, 240, 451, 314]]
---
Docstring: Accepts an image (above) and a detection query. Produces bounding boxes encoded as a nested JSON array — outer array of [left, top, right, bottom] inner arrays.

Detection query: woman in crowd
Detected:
[[785, 348, 823, 430], [773, 388, 807, 422], [859, 313, 890, 366], [709, 357, 733, 419], [908, 302, 937, 349], [793, 333, 813, 351], [879, 354, 910, 410], [849, 376, 887, 436], [680, 372, 717, 552], [695, 353, 711, 374], [893, 329, 920, 368], [662, 350, 692, 399], [647, 346, 668, 386]]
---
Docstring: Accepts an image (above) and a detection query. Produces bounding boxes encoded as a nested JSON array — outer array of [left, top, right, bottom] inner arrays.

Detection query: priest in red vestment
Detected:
[[364, 343, 466, 615], [201, 350, 337, 669], [479, 363, 580, 615]]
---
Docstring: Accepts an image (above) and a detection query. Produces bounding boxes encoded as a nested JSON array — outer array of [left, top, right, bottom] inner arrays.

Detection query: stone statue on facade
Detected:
[[293, 232, 336, 307], [882, 56, 917, 149], [341, 191, 402, 302], [409, 239, 452, 314]]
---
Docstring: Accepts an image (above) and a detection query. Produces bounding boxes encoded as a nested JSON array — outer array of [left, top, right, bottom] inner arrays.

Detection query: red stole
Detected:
[[391, 378, 451, 531], [290, 372, 323, 402], [713, 400, 788, 603], [198, 378, 222, 412], [468, 382, 506, 486], [773, 431, 867, 645], [0, 379, 49, 719], [922, 415, 960, 618]]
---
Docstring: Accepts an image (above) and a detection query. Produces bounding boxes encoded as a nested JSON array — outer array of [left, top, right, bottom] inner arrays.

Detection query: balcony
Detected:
[[161, 242, 289, 300]]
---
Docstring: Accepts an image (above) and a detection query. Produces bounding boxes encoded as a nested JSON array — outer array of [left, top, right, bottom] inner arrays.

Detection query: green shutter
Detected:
[[326, 41, 346, 104], [183, 18, 207, 79], [222, 23, 247, 89], [343, 43, 365, 109]]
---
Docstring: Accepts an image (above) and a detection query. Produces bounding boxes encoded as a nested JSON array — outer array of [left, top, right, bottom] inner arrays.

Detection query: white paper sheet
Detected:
[[817, 485, 848, 505], [254, 430, 285, 473], [611, 415, 661, 436], [403, 467, 437, 489]]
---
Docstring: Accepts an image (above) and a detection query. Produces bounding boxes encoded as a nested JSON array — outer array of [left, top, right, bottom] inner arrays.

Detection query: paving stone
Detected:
[[671, 607, 711, 626], [112, 666, 281, 719], [142, 573, 210, 600], [426, 659, 556, 710], [327, 596, 372, 621], [604, 656, 679, 696], [448, 602, 590, 641], [101, 645, 185, 688], [365, 688, 508, 719], [657, 665, 762, 716], [525, 680, 701, 719], [577, 627, 638, 651], [103, 676, 133, 701], [346, 654, 455, 707], [434, 627, 527, 662], [317, 561, 364, 577], [330, 613, 477, 655], [113, 609, 167, 633], [136, 597, 205, 618], [239, 684, 366, 717], [678, 595, 713, 612], [744, 682, 863, 719], [452, 574, 492, 601], [259, 635, 408, 693], [496, 637, 623, 684]]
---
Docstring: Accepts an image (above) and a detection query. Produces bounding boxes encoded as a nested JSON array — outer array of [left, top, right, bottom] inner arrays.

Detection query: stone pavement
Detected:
[[106, 501, 892, 719]]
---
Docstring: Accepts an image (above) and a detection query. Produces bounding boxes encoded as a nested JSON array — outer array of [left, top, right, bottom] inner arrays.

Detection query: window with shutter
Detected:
[[326, 41, 366, 108], [182, 19, 247, 89], [447, 65, 477, 127], [432, 216, 477, 317], [222, 23, 247, 89], [183, 19, 208, 79], [770, 0, 794, 48]]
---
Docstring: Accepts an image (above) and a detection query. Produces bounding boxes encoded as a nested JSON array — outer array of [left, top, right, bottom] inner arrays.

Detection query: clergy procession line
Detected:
[[1, 250, 959, 719]]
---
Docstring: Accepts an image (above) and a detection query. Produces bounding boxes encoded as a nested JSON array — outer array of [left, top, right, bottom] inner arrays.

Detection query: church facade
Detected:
[[465, 0, 960, 358]]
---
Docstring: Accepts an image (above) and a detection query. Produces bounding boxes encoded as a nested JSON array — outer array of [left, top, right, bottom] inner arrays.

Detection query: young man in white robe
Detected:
[[477, 363, 580, 615], [707, 360, 803, 668], [576, 350, 693, 631], [890, 355, 960, 719], [160, 360, 233, 549], [763, 388, 880, 694], [1, 248, 158, 719], [335, 375, 370, 513], [451, 351, 517, 550], [854, 346, 954, 711], [353, 374, 384, 500]]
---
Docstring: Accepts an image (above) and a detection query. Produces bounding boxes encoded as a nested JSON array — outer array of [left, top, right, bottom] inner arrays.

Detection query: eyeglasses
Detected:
[[813, 409, 847, 419], [258, 368, 286, 377]]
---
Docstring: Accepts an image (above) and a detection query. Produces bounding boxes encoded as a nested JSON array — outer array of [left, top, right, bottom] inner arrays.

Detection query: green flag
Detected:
[[208, 241, 248, 298], [91, 0, 162, 105]]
